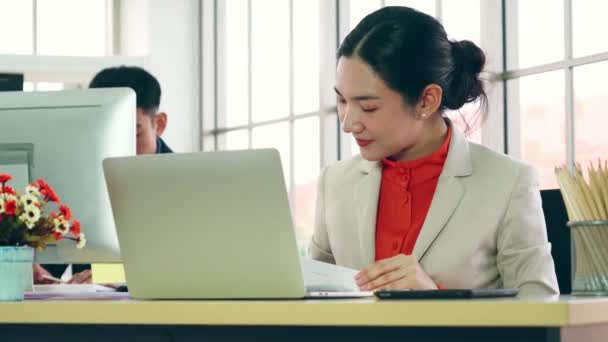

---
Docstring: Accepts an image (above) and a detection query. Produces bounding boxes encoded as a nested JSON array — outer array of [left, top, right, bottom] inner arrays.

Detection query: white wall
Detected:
[[120, 0, 201, 153]]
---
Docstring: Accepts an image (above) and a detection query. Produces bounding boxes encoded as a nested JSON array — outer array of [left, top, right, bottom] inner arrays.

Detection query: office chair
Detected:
[[541, 189, 571, 294]]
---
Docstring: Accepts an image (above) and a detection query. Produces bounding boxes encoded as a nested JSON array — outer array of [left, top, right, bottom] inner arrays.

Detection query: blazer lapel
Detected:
[[354, 160, 382, 268], [412, 122, 473, 261], [412, 173, 464, 261]]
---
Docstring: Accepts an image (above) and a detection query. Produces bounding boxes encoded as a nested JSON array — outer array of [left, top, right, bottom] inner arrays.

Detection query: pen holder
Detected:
[[568, 220, 608, 296]]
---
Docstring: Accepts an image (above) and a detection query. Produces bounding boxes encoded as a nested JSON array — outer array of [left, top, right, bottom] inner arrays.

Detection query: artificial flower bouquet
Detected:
[[0, 173, 86, 250]]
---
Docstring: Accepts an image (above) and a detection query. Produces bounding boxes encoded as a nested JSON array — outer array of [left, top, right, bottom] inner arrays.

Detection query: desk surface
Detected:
[[1, 296, 607, 327]]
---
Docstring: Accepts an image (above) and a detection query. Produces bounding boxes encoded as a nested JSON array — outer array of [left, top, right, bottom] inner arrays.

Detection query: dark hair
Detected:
[[89, 66, 161, 113], [338, 6, 486, 113]]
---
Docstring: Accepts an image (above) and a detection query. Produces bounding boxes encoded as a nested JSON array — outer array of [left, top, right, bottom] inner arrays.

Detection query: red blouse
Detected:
[[375, 128, 452, 261]]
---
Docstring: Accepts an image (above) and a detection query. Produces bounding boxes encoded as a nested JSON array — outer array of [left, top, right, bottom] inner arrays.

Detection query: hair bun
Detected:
[[443, 40, 486, 110], [451, 40, 485, 77]]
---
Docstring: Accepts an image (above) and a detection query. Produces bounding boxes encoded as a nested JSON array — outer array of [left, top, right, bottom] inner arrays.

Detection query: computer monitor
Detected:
[[0, 73, 24, 92], [0, 88, 135, 263]]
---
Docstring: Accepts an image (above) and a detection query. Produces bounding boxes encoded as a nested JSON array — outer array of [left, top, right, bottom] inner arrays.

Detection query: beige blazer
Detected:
[[310, 122, 559, 296]]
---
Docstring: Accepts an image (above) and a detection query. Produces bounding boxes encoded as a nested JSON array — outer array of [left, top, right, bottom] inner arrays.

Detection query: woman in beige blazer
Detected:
[[309, 6, 559, 296]]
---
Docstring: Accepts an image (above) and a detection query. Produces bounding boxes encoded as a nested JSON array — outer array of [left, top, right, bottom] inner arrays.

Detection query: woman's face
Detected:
[[335, 56, 428, 161]]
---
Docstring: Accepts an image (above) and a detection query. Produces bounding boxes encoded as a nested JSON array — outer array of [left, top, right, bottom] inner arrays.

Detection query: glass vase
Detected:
[[0, 246, 34, 301]]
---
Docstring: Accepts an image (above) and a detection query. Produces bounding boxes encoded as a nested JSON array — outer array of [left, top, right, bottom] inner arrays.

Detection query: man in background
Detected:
[[91, 66, 172, 154], [34, 66, 173, 284]]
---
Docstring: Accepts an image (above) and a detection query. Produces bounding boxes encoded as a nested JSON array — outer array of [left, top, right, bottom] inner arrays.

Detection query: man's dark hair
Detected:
[[89, 66, 161, 113]]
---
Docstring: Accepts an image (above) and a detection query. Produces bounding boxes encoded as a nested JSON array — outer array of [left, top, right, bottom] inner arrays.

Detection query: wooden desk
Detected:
[[1, 296, 607, 342]]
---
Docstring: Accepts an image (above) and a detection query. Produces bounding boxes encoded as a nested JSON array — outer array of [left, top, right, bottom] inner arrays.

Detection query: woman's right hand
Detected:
[[32, 263, 57, 284]]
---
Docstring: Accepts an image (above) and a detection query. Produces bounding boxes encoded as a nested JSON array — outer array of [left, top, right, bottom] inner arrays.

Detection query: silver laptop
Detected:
[[102, 149, 370, 299]]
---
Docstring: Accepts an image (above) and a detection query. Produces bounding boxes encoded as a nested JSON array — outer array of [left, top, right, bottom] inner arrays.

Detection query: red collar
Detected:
[[383, 127, 451, 169], [381, 127, 452, 187]]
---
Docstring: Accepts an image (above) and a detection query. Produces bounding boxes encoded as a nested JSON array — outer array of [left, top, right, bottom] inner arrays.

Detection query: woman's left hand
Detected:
[[67, 270, 93, 284], [355, 254, 438, 291]]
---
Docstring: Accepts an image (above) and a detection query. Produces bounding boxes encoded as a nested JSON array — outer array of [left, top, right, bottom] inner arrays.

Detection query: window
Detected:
[[293, 116, 321, 236], [209, 0, 331, 242], [221, 0, 248, 128], [250, 0, 290, 122], [572, 1, 608, 57], [208, 0, 491, 241], [573, 62, 608, 166], [348, 0, 381, 29], [505, 0, 608, 189], [438, 0, 483, 144], [508, 71, 566, 189], [0, 0, 121, 92], [508, 0, 564, 70], [37, 0, 109, 56], [385, 0, 435, 16], [0, 0, 111, 57], [252, 122, 291, 188], [0, 0, 34, 55]]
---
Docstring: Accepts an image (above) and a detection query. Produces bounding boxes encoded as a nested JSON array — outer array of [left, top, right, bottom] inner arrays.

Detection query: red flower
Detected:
[[36, 179, 49, 189], [70, 220, 81, 236], [0, 174, 12, 183], [59, 205, 72, 220], [53, 232, 62, 241], [4, 200, 17, 216], [38, 179, 60, 203], [2, 186, 15, 195], [50, 211, 58, 219], [47, 190, 59, 202]]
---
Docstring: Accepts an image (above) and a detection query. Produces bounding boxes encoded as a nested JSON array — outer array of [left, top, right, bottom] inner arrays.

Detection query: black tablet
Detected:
[[375, 288, 519, 299]]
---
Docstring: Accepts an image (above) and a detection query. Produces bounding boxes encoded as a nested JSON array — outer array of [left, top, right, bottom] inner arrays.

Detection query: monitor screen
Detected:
[[0, 88, 135, 263], [0, 73, 24, 92]]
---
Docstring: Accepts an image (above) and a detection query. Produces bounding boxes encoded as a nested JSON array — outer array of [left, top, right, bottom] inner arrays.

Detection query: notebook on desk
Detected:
[[103, 149, 372, 299], [25, 284, 128, 300]]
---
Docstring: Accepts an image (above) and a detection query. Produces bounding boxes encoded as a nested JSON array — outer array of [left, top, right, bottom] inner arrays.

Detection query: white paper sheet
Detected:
[[300, 257, 363, 292], [25, 284, 129, 300], [33, 284, 116, 293]]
